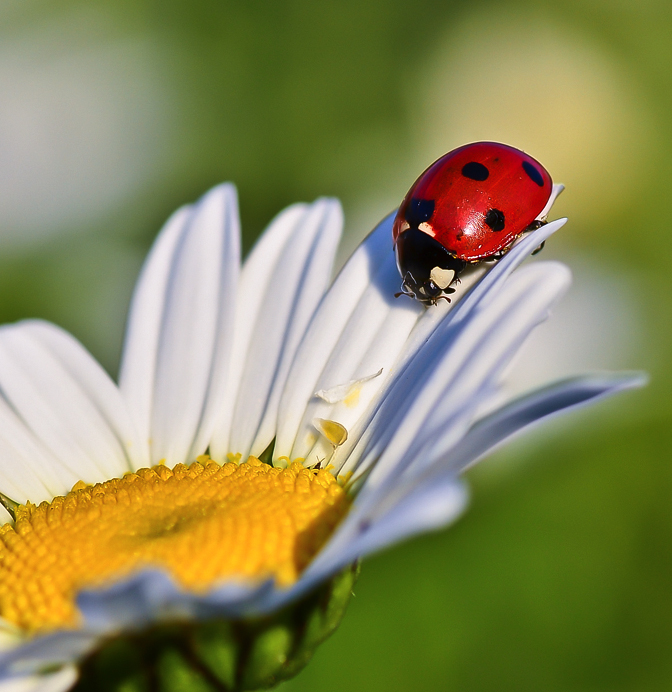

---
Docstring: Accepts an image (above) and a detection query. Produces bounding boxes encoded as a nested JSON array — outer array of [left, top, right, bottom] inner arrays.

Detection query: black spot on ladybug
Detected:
[[484, 208, 506, 232], [405, 198, 435, 227], [461, 161, 489, 181], [522, 160, 544, 187]]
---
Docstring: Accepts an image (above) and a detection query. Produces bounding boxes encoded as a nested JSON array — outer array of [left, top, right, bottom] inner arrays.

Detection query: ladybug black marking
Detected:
[[522, 160, 544, 187], [405, 198, 435, 226], [461, 161, 489, 181], [484, 208, 506, 232]]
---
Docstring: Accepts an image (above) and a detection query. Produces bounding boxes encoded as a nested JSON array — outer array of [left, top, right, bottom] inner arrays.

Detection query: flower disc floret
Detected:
[[0, 457, 349, 633]]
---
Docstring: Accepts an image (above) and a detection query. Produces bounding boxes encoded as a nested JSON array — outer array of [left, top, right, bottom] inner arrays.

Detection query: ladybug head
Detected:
[[394, 227, 466, 306]]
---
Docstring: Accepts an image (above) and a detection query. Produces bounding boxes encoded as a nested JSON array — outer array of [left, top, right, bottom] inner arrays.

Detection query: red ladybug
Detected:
[[393, 141, 553, 305]]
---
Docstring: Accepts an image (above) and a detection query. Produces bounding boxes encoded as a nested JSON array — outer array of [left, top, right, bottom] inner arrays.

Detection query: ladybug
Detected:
[[393, 141, 553, 306]]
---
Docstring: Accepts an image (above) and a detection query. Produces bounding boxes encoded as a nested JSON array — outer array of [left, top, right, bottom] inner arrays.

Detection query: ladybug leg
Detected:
[[521, 219, 548, 255], [523, 219, 546, 233], [395, 273, 417, 300], [424, 294, 450, 307], [429, 286, 456, 307]]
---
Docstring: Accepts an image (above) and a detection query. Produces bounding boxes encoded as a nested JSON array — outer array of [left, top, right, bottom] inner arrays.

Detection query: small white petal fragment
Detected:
[[429, 267, 455, 290], [315, 369, 384, 406], [313, 418, 348, 448]]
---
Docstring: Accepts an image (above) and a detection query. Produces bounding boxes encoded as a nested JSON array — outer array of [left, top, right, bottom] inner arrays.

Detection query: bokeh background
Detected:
[[1, 0, 670, 690]]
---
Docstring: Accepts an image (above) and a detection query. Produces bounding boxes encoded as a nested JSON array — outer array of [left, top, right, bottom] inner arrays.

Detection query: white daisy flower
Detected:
[[0, 184, 642, 692]]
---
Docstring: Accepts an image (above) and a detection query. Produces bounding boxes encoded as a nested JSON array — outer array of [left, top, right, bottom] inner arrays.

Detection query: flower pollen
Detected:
[[0, 457, 349, 633]]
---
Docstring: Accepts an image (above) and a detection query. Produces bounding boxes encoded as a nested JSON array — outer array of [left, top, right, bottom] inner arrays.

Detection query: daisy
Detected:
[[0, 183, 642, 692]]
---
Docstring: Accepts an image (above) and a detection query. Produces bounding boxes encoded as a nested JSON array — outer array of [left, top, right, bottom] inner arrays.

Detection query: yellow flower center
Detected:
[[0, 456, 349, 633]]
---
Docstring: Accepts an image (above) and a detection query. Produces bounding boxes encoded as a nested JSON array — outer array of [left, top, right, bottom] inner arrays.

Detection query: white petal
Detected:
[[247, 199, 343, 458], [275, 213, 426, 469], [184, 191, 242, 461], [78, 569, 193, 631], [294, 256, 421, 467], [120, 184, 240, 467], [0, 406, 63, 504], [0, 667, 78, 692], [443, 372, 647, 475], [209, 203, 307, 460], [0, 622, 21, 654], [214, 198, 343, 461], [21, 321, 148, 471], [293, 375, 625, 600], [77, 568, 273, 629], [118, 205, 190, 455], [0, 632, 96, 678], [384, 220, 567, 392], [349, 378, 644, 544], [451, 218, 567, 325], [348, 262, 571, 490], [537, 184, 564, 220], [257, 267, 576, 609], [289, 476, 468, 602], [274, 213, 395, 460], [281, 219, 568, 472], [402, 263, 574, 479], [0, 322, 136, 486]]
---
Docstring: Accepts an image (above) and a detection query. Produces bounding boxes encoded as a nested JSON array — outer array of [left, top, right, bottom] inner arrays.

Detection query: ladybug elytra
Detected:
[[393, 141, 555, 306]]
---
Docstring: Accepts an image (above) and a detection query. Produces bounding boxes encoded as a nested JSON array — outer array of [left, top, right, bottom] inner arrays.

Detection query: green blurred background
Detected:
[[0, 0, 670, 689]]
